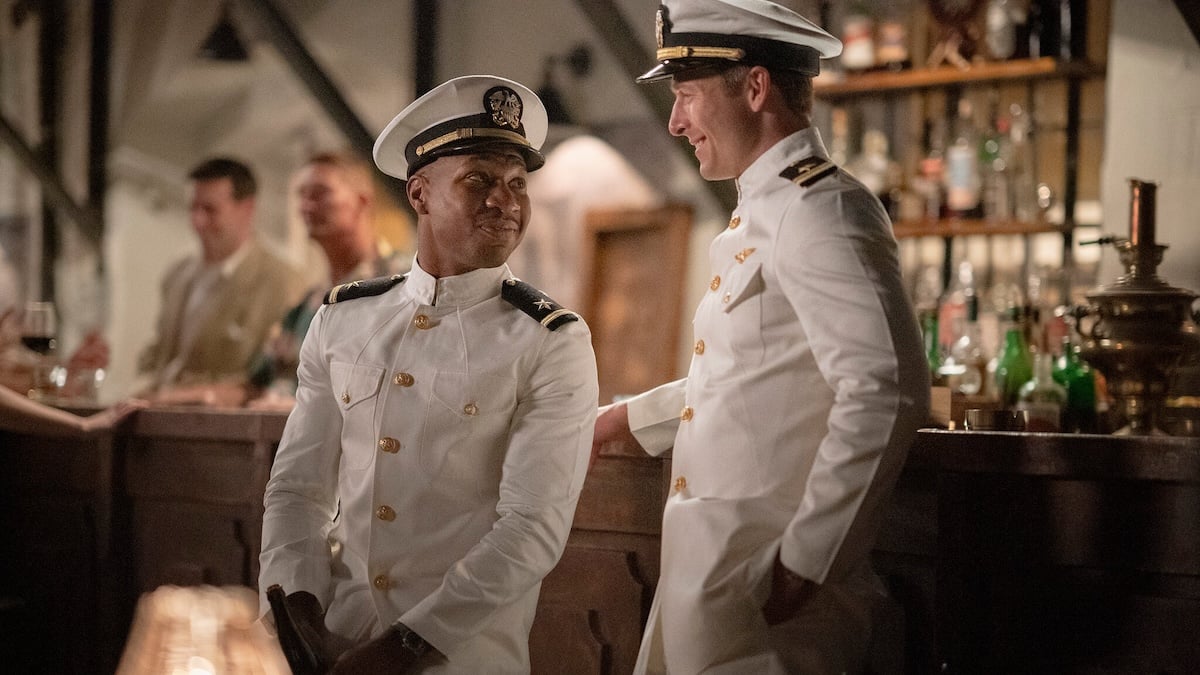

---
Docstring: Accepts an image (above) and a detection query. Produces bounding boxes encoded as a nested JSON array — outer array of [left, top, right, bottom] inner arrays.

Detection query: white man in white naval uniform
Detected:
[[591, 1, 931, 673], [259, 75, 598, 674]]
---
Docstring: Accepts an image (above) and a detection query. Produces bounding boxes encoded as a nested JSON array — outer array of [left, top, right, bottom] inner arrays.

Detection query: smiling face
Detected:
[[188, 177, 255, 263], [406, 149, 531, 278], [668, 70, 759, 181]]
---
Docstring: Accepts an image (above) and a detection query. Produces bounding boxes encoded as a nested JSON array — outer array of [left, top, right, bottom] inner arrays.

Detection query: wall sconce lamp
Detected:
[[198, 1, 251, 62]]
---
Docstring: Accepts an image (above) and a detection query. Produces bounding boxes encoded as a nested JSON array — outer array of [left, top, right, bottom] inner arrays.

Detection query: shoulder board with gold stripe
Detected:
[[779, 156, 837, 187], [323, 274, 407, 305], [501, 278, 579, 331]]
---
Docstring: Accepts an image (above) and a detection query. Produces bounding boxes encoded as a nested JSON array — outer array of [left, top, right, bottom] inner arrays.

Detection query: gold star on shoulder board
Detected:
[[534, 298, 553, 310]]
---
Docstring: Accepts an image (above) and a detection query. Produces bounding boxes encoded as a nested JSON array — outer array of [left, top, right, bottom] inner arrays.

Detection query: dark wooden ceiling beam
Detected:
[[237, 0, 412, 212]]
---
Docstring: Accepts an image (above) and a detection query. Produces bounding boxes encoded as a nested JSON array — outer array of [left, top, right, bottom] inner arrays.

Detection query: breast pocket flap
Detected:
[[330, 361, 385, 411], [721, 263, 764, 313]]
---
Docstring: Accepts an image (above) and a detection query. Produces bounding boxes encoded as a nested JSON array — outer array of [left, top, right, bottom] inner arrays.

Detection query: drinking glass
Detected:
[[20, 301, 59, 399]]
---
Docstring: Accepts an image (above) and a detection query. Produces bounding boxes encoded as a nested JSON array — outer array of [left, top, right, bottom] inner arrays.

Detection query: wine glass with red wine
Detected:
[[20, 301, 58, 356], [21, 301, 58, 399]]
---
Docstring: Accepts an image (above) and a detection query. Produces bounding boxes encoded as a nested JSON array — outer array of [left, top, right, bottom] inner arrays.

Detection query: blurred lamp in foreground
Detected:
[[116, 585, 288, 675]]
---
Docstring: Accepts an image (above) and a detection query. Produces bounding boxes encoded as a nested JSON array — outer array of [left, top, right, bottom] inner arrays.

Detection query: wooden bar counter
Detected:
[[4, 410, 1200, 673], [883, 429, 1200, 673], [0, 407, 669, 674]]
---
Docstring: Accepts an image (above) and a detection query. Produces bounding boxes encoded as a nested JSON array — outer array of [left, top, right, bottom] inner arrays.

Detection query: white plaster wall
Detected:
[[1101, 0, 1200, 295]]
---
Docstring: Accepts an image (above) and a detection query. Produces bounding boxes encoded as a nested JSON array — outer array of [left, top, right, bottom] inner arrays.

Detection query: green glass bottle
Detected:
[[1017, 352, 1067, 431], [921, 309, 947, 386], [1052, 335, 1098, 433], [994, 306, 1033, 407]]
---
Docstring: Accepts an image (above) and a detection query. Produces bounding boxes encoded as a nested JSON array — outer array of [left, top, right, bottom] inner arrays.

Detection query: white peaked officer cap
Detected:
[[637, 0, 843, 83], [374, 75, 548, 179]]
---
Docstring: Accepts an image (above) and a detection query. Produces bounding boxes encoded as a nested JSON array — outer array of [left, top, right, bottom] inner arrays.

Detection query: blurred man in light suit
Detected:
[[138, 157, 305, 393]]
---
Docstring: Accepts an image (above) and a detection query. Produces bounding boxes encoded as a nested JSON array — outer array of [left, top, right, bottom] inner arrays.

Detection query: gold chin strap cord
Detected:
[[656, 46, 746, 61], [415, 128, 530, 158]]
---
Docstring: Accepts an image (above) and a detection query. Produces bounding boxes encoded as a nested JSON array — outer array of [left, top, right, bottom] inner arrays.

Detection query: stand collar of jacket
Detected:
[[735, 125, 828, 201], [405, 255, 512, 307]]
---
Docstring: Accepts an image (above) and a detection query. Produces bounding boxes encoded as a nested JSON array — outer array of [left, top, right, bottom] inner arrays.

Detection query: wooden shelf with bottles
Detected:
[[892, 217, 1070, 239], [814, 57, 1105, 101], [815, 51, 1105, 265]]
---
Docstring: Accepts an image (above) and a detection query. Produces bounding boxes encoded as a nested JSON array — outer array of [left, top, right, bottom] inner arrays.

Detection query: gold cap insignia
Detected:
[[485, 86, 523, 130]]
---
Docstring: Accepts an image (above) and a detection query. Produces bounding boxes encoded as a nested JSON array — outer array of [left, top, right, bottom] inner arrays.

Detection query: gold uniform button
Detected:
[[729, 216, 741, 229], [378, 437, 400, 453], [723, 292, 732, 303], [694, 340, 706, 355], [463, 402, 479, 416], [709, 275, 721, 291], [340, 392, 351, 404], [393, 372, 415, 387], [413, 314, 431, 329], [680, 406, 694, 422], [673, 476, 687, 493], [376, 505, 396, 522], [372, 574, 391, 590]]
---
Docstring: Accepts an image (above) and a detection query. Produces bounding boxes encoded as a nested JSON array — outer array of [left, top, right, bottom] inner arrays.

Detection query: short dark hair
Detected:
[[188, 157, 257, 199], [719, 64, 813, 120]]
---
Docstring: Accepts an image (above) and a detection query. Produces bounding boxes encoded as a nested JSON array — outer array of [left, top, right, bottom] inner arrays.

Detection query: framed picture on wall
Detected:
[[580, 203, 692, 405]]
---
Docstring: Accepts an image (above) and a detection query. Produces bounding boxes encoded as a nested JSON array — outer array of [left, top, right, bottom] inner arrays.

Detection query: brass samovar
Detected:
[[1076, 179, 1200, 434]]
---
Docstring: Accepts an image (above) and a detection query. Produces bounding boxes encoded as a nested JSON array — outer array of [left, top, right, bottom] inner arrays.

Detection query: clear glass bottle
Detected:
[[1007, 103, 1037, 223], [985, 0, 1018, 60], [1052, 335, 1098, 433], [944, 294, 990, 396], [913, 118, 947, 220], [944, 97, 982, 217], [1017, 352, 1067, 431], [994, 306, 1034, 407], [981, 108, 1014, 222], [938, 260, 976, 351]]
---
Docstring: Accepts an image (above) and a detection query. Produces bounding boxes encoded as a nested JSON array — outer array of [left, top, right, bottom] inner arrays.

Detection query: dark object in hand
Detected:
[[266, 584, 330, 675]]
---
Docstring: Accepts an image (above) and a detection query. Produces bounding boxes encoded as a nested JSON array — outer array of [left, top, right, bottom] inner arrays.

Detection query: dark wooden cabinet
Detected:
[[122, 410, 285, 591], [0, 431, 121, 673]]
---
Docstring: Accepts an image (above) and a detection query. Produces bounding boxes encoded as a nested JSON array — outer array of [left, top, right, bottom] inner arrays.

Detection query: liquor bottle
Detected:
[[994, 306, 1034, 407], [829, 107, 851, 167], [841, 5, 876, 71], [913, 118, 947, 220], [1017, 352, 1067, 431], [980, 100, 1014, 222], [944, 97, 982, 218], [875, 8, 911, 71], [1007, 103, 1038, 223], [266, 585, 327, 675], [984, 0, 1018, 60], [1052, 335, 1098, 433], [943, 294, 990, 396], [938, 260, 976, 351], [922, 309, 947, 387], [846, 129, 901, 214]]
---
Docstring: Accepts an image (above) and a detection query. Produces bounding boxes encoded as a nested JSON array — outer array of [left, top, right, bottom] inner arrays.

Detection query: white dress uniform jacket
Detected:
[[259, 260, 598, 674], [627, 127, 930, 674]]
